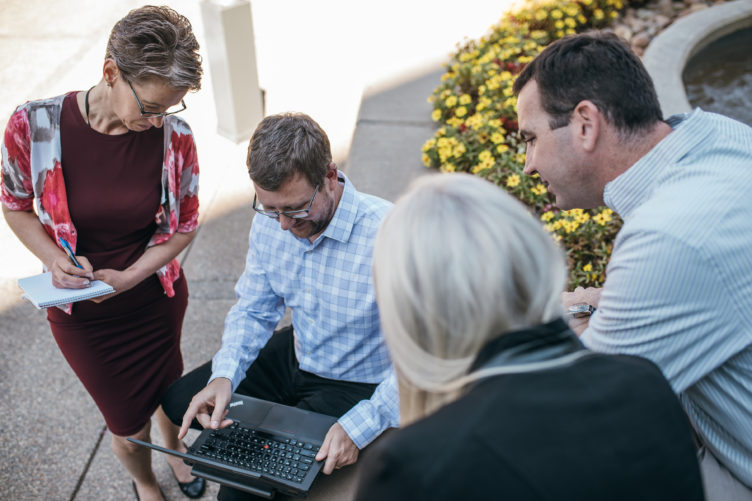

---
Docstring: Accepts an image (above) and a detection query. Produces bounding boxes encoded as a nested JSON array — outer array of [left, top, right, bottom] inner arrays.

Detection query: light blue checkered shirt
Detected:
[[211, 173, 398, 448], [582, 109, 752, 487]]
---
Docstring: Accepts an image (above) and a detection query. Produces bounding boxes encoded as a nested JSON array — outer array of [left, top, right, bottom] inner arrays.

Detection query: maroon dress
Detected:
[[46, 94, 188, 436]]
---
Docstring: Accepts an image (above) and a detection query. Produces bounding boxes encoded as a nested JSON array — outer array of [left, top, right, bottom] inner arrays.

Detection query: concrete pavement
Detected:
[[0, 1, 512, 499]]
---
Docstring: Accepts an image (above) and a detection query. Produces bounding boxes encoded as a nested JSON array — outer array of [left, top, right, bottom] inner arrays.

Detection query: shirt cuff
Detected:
[[337, 373, 400, 449]]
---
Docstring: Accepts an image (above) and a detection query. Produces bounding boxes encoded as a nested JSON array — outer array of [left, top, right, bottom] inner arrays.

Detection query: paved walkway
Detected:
[[0, 1, 511, 499]]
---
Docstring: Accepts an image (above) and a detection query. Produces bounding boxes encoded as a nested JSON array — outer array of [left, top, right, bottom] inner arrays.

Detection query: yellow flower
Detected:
[[453, 143, 467, 157], [583, 263, 593, 272], [422, 153, 431, 167], [491, 132, 505, 144], [422, 138, 436, 152], [445, 95, 458, 107], [544, 223, 555, 233], [531, 183, 548, 196], [455, 106, 467, 118], [459, 94, 472, 105], [431, 109, 442, 122], [541, 211, 555, 222], [594, 9, 604, 20], [478, 150, 493, 162], [447, 117, 463, 128], [506, 174, 521, 188], [478, 85, 487, 95], [565, 17, 576, 28], [476, 98, 488, 112], [477, 131, 489, 143], [440, 163, 456, 173], [496, 144, 510, 154], [593, 209, 613, 226], [551, 9, 563, 19], [555, 20, 565, 30], [436, 127, 446, 137], [535, 9, 547, 21]]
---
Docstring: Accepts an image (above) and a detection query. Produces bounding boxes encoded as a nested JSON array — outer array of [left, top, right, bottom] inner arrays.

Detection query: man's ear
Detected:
[[572, 100, 600, 153], [325, 162, 338, 186]]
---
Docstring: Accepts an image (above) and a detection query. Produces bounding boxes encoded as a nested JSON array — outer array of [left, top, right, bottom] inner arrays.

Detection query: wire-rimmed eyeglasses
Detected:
[[127, 80, 186, 118], [252, 183, 320, 219]]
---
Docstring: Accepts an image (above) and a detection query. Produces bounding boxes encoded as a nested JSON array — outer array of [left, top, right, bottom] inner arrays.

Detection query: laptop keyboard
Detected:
[[194, 422, 320, 483]]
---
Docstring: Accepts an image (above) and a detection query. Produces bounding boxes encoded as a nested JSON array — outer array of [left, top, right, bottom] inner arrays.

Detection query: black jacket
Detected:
[[355, 319, 704, 501]]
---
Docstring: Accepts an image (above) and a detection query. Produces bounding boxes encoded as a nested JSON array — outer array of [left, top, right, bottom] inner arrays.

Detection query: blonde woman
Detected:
[[355, 174, 703, 501]]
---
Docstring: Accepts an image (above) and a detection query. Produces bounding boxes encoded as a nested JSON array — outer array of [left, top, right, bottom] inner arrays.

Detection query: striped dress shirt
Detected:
[[211, 173, 398, 448], [582, 109, 752, 487]]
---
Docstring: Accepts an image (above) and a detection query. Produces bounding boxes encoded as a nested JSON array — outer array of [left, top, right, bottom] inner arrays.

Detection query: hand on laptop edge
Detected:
[[179, 377, 234, 440], [316, 422, 359, 474]]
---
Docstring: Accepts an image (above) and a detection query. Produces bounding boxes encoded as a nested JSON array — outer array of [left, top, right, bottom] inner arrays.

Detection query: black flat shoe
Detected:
[[171, 469, 206, 499]]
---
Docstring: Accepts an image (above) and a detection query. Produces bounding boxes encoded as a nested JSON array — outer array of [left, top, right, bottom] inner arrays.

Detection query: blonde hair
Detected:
[[373, 173, 567, 424]]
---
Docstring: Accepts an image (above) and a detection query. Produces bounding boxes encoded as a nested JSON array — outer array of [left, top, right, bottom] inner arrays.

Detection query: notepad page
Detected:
[[18, 272, 115, 309]]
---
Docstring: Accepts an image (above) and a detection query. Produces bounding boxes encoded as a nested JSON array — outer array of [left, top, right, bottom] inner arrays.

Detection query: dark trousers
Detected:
[[161, 326, 378, 500]]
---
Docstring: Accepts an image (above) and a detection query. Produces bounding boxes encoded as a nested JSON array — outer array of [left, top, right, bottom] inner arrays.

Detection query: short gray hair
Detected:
[[373, 173, 567, 424], [106, 5, 202, 90]]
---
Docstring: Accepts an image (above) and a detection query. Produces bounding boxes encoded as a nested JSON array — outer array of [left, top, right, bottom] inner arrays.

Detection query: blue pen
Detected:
[[59, 237, 83, 269]]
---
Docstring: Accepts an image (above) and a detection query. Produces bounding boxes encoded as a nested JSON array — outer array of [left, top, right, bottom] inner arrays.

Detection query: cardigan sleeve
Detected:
[[1, 108, 34, 211], [174, 127, 199, 233]]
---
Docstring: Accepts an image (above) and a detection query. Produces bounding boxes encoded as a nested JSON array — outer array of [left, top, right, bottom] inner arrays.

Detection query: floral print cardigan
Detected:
[[1, 92, 199, 313]]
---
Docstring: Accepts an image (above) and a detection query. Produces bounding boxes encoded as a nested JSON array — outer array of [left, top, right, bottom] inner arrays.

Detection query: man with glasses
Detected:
[[513, 32, 752, 500], [162, 112, 398, 500]]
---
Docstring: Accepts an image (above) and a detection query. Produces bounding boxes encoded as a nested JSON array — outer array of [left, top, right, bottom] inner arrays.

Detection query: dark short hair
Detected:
[[106, 5, 202, 90], [247, 113, 332, 191], [513, 31, 662, 135]]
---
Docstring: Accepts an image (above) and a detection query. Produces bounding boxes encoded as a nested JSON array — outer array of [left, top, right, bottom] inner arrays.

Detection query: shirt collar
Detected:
[[603, 108, 712, 219], [314, 171, 358, 245]]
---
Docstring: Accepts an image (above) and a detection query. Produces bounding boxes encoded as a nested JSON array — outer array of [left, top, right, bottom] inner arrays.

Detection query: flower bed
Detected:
[[423, 0, 643, 288]]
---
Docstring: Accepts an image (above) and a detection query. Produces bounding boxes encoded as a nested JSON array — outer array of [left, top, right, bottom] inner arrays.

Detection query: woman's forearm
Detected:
[[120, 230, 196, 286]]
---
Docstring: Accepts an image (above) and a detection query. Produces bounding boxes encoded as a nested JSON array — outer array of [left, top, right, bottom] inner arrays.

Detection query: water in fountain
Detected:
[[683, 26, 752, 127]]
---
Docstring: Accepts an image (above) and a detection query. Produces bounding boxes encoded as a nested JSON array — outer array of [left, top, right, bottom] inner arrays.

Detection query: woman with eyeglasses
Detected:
[[355, 174, 704, 501], [1, 6, 205, 500]]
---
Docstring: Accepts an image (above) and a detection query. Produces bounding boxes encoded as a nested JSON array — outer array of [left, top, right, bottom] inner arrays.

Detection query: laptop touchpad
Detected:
[[261, 406, 305, 435]]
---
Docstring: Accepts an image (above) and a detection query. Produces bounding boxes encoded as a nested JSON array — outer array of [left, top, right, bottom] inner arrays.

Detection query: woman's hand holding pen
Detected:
[[50, 253, 94, 289]]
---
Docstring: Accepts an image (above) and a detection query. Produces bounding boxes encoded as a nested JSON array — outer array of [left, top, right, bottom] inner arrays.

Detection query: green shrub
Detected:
[[423, 0, 628, 288]]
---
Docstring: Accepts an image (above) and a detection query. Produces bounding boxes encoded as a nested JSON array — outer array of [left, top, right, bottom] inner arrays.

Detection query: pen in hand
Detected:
[[59, 237, 83, 268], [58, 237, 92, 287]]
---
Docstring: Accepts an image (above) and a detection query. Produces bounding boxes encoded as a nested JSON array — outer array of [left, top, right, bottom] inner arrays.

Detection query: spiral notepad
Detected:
[[18, 272, 114, 309]]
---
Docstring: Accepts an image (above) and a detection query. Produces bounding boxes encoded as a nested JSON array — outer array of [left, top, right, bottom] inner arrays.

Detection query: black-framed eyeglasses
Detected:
[[127, 80, 186, 118], [252, 183, 320, 219]]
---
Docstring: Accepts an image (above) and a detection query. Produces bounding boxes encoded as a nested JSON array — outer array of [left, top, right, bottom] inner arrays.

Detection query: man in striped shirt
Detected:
[[514, 32, 752, 500]]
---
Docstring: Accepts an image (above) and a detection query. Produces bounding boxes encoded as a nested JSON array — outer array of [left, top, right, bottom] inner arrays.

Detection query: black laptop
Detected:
[[129, 394, 337, 499]]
